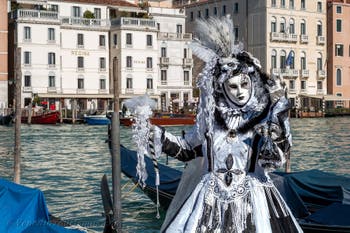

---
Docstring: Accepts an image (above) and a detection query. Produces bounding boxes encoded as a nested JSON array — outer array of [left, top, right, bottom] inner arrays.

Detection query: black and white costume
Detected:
[[152, 18, 303, 233]]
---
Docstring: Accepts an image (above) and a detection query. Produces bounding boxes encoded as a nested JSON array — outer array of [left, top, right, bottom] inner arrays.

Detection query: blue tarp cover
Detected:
[[0, 178, 84, 233]]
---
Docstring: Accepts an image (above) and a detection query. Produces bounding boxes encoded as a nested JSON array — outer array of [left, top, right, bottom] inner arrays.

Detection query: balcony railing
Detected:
[[317, 70, 326, 78], [158, 32, 192, 40], [271, 68, 279, 76], [317, 36, 325, 45], [125, 88, 134, 94], [47, 87, 57, 93], [98, 89, 108, 94], [300, 89, 308, 94], [183, 58, 193, 67], [111, 17, 156, 29], [301, 69, 309, 78], [270, 32, 298, 43], [76, 89, 85, 94], [280, 69, 299, 77], [160, 57, 169, 66], [300, 35, 308, 43], [23, 86, 32, 92], [61, 17, 109, 27], [11, 9, 59, 22]]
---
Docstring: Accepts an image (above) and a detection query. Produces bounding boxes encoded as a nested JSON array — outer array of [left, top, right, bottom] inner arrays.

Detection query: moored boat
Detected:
[[119, 146, 350, 233], [21, 111, 59, 124], [84, 114, 110, 125], [120, 113, 196, 127], [0, 113, 14, 126]]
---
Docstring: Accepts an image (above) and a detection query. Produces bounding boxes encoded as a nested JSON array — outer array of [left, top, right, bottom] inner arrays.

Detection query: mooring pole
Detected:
[[14, 48, 22, 184], [111, 56, 122, 231]]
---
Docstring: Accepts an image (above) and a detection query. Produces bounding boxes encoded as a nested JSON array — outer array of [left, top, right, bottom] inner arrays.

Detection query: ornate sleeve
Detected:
[[152, 126, 203, 162]]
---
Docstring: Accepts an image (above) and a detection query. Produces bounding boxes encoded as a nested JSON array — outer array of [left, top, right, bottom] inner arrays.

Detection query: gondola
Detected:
[[0, 112, 14, 126], [119, 146, 350, 233]]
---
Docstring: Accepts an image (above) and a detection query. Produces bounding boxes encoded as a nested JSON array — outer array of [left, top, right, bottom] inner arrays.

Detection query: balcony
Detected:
[[300, 35, 308, 43], [23, 86, 32, 92], [270, 68, 279, 76], [11, 9, 59, 23], [280, 69, 299, 77], [317, 70, 326, 79], [160, 57, 169, 66], [317, 36, 325, 45], [300, 89, 308, 94], [270, 32, 298, 43], [183, 58, 193, 67], [47, 87, 57, 93], [111, 17, 156, 30], [61, 17, 109, 28], [76, 89, 85, 94], [317, 89, 325, 95], [301, 69, 309, 78], [157, 32, 192, 40], [98, 89, 108, 94], [125, 88, 134, 94], [288, 88, 297, 94]]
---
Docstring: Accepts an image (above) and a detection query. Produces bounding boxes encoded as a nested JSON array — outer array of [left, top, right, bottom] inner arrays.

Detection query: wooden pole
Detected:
[[111, 56, 122, 231], [14, 48, 22, 184], [27, 98, 32, 124]]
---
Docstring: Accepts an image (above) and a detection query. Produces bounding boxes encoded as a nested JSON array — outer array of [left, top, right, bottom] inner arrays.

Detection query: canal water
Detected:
[[0, 117, 349, 232]]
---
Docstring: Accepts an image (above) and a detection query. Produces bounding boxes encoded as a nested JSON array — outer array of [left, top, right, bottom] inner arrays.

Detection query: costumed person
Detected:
[[150, 17, 303, 233]]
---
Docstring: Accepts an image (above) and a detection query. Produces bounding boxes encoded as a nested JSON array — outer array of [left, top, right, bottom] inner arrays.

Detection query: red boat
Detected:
[[120, 114, 196, 127], [21, 111, 60, 124]]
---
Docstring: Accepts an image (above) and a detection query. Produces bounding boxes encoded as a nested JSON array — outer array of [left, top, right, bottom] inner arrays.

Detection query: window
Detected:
[[301, 80, 306, 90], [335, 44, 344, 56], [126, 78, 133, 89], [161, 70, 167, 84], [99, 57, 106, 70], [214, 7, 217, 16], [100, 79, 106, 89], [78, 78, 84, 89], [271, 0, 276, 7], [197, 10, 201, 18], [113, 34, 117, 46], [184, 71, 189, 85], [222, 5, 226, 15], [72, 6, 81, 17], [94, 8, 101, 19], [300, 56, 306, 70], [184, 49, 187, 58], [48, 52, 56, 65], [126, 56, 132, 68], [300, 20, 306, 35], [24, 51, 31, 65], [289, 80, 295, 90], [281, 0, 285, 8], [177, 24, 183, 33], [99, 35, 105, 47], [146, 57, 152, 69], [317, 2, 322, 12], [271, 50, 277, 69], [126, 33, 132, 45], [234, 27, 239, 41], [157, 23, 160, 30], [301, 0, 305, 9], [317, 57, 323, 70], [147, 78, 153, 89], [271, 17, 276, 32], [317, 22, 322, 36], [280, 18, 286, 33], [289, 19, 295, 34], [146, 35, 153, 46], [24, 75, 31, 87], [317, 81, 322, 90], [77, 56, 84, 68], [77, 33, 84, 47], [49, 4, 58, 12], [234, 3, 239, 13], [280, 51, 286, 69], [336, 19, 342, 32], [289, 0, 294, 8], [48, 28, 55, 41], [336, 6, 342, 14], [287, 51, 295, 69], [49, 75, 55, 87], [190, 12, 193, 21], [205, 8, 209, 18], [161, 47, 167, 57], [24, 26, 31, 40], [336, 69, 342, 86]]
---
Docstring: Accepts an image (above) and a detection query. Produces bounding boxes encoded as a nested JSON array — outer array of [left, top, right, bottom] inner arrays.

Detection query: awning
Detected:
[[38, 93, 114, 99], [108, 6, 146, 14], [299, 94, 350, 101]]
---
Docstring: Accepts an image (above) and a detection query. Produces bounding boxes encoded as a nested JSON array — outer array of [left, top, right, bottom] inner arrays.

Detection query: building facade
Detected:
[[8, 0, 194, 113], [0, 1, 9, 109], [327, 0, 350, 108], [184, 0, 327, 113]]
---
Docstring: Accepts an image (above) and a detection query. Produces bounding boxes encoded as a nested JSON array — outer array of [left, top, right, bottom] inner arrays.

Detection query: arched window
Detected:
[[147, 75, 153, 89], [289, 18, 295, 34], [317, 21, 322, 36], [287, 50, 295, 69], [300, 51, 306, 70], [280, 17, 286, 33], [48, 71, 56, 88], [280, 50, 286, 68], [336, 69, 342, 86], [317, 53, 323, 70], [126, 74, 133, 89], [300, 19, 306, 35], [271, 17, 277, 32], [271, 49, 277, 69]]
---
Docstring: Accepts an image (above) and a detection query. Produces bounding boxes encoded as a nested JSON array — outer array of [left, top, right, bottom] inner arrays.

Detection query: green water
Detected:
[[0, 117, 349, 232]]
